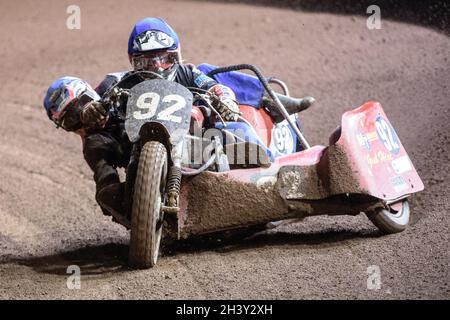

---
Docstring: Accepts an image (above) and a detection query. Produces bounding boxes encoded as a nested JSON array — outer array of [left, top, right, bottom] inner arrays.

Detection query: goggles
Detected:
[[131, 50, 177, 73]]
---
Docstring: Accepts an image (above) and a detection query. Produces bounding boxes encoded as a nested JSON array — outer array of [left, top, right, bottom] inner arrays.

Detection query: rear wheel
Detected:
[[366, 200, 410, 234], [129, 141, 167, 268]]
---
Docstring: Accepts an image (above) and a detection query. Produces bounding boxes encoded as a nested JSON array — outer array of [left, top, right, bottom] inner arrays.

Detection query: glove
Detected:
[[80, 101, 108, 129], [206, 84, 240, 122], [215, 97, 240, 122]]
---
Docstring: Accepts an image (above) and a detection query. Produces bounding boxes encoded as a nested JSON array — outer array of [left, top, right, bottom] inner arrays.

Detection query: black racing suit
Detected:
[[82, 64, 223, 215]]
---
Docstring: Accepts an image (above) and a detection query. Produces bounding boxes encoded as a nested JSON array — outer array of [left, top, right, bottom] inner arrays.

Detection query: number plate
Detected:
[[125, 79, 193, 144]]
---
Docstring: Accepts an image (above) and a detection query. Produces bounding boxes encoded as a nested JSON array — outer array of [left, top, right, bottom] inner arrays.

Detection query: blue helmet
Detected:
[[127, 18, 181, 79], [43, 76, 99, 128], [128, 17, 179, 55]]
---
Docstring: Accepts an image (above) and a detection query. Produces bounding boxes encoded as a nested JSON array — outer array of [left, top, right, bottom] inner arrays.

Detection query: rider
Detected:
[[43, 18, 240, 220]]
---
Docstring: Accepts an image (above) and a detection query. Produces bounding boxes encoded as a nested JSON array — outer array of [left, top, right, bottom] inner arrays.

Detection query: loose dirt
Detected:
[[0, 0, 448, 299]]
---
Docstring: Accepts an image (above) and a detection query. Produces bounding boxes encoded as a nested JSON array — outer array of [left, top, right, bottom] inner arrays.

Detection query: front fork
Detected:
[[160, 141, 184, 242], [162, 141, 184, 214]]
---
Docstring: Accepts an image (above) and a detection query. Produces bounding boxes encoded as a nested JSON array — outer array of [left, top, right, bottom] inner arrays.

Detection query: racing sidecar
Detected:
[[173, 64, 424, 239], [120, 64, 424, 268], [177, 100, 424, 238]]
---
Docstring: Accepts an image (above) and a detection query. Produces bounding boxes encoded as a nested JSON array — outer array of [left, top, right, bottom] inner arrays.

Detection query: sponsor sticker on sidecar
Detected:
[[356, 131, 378, 150], [391, 155, 412, 175], [366, 150, 393, 168], [390, 175, 409, 192]]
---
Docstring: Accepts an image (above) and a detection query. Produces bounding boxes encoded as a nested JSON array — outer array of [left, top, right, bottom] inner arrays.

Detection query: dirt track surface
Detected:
[[0, 0, 449, 299]]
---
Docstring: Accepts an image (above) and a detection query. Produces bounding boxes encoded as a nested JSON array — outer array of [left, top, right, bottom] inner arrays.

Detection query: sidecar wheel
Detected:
[[366, 200, 410, 234], [129, 141, 167, 269]]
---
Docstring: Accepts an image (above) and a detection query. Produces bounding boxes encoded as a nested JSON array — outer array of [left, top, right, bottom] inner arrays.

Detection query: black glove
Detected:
[[80, 101, 108, 128]]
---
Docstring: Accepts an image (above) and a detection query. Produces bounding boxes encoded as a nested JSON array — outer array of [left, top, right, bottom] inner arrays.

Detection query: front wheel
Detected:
[[129, 141, 167, 268], [366, 200, 410, 234]]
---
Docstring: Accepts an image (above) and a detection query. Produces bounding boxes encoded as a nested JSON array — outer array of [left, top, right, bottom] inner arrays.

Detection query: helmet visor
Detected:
[[131, 50, 177, 72], [51, 89, 97, 130]]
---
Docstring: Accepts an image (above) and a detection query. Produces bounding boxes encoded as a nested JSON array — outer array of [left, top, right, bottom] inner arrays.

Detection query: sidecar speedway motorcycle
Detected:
[[102, 64, 424, 268]]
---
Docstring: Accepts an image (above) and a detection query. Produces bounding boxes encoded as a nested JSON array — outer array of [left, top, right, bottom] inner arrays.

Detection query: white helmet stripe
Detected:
[[133, 30, 175, 51]]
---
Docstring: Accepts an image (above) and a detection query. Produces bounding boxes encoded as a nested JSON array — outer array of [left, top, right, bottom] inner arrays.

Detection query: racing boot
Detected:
[[96, 182, 129, 227], [262, 94, 316, 123]]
